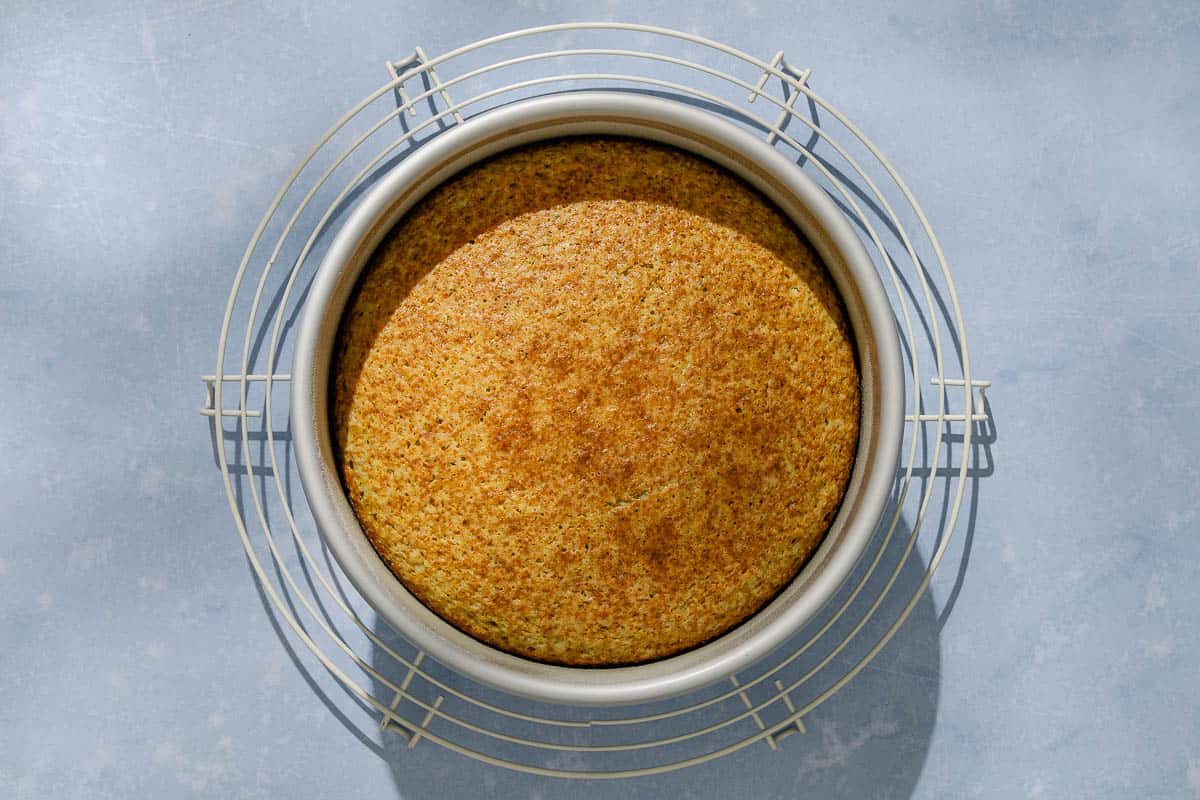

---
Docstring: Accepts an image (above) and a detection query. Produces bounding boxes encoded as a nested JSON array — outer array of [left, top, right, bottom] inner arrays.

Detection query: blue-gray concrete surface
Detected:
[[2, 2, 1197, 797]]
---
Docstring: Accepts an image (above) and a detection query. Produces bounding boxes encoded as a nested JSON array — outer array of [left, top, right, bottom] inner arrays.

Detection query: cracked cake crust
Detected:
[[332, 136, 859, 666]]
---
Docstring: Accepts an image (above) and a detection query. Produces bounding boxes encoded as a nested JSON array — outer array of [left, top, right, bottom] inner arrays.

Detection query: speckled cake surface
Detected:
[[332, 136, 859, 666]]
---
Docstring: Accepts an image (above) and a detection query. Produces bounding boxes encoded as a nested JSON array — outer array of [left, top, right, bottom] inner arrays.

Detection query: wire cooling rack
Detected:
[[201, 23, 994, 779]]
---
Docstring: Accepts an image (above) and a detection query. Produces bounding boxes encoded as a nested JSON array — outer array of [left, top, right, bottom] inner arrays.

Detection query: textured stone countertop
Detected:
[[2, 3, 1197, 798]]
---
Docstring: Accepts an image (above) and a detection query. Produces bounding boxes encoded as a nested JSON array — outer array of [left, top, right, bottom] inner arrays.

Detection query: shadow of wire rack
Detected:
[[200, 23, 994, 779]]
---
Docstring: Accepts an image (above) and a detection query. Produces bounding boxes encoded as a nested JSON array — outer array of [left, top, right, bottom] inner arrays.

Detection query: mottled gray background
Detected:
[[2, 2, 1198, 798]]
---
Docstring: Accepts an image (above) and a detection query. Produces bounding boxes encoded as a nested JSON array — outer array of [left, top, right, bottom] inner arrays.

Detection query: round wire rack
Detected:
[[202, 23, 994, 779]]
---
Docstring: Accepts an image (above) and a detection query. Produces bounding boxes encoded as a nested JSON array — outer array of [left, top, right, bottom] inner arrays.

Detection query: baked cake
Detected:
[[332, 137, 860, 666]]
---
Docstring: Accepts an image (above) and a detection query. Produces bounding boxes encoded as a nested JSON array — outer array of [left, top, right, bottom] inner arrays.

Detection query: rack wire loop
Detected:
[[747, 51, 811, 147], [204, 23, 992, 778]]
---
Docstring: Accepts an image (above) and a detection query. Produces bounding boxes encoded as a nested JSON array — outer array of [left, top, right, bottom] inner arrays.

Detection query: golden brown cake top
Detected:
[[333, 136, 859, 666]]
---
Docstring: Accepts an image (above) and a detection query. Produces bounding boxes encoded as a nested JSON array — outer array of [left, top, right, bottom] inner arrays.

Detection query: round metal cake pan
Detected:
[[292, 92, 903, 707]]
